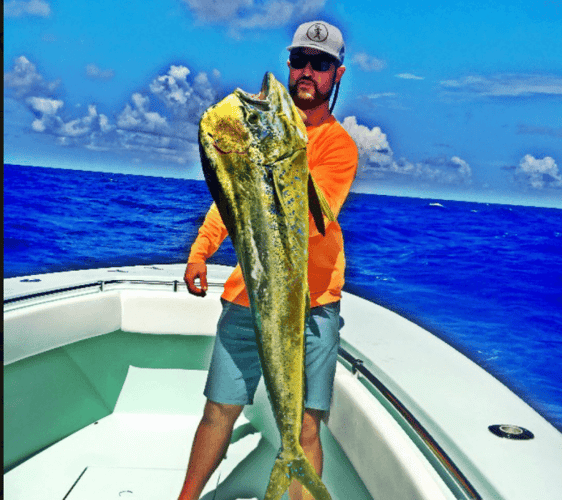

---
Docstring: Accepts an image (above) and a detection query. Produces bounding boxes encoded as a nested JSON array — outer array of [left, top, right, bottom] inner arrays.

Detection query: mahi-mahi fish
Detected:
[[198, 72, 334, 500]]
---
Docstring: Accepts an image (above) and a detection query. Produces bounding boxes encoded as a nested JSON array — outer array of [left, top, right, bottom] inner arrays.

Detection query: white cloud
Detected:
[[26, 96, 63, 134], [8, 56, 216, 166], [59, 105, 102, 137], [26, 96, 64, 115], [86, 63, 115, 80], [341, 116, 392, 168], [150, 67, 191, 106], [149, 65, 217, 123], [440, 74, 562, 97], [99, 114, 112, 133], [4, 56, 60, 98], [342, 116, 395, 177], [181, 0, 326, 31], [368, 92, 396, 99], [25, 98, 114, 140], [351, 52, 386, 72], [4, 0, 50, 18], [516, 155, 562, 189], [343, 115, 472, 186], [169, 65, 190, 80], [117, 93, 169, 133], [31, 119, 48, 132], [107, 64, 215, 162], [395, 73, 424, 80], [451, 156, 472, 181]]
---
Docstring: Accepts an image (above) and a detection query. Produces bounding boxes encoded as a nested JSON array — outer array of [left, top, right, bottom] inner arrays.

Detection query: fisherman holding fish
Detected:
[[179, 21, 358, 500]]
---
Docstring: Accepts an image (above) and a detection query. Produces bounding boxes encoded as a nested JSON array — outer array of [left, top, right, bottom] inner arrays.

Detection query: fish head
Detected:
[[238, 72, 308, 166], [198, 73, 310, 241], [200, 73, 307, 164]]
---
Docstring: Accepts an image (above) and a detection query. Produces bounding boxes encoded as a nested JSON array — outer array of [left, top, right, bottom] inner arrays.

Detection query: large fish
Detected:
[[198, 72, 334, 500]]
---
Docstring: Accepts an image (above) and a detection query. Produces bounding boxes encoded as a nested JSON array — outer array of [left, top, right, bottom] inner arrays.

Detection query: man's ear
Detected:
[[335, 65, 346, 84]]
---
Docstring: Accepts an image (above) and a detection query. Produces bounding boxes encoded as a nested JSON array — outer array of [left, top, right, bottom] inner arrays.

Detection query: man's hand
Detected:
[[184, 262, 208, 297]]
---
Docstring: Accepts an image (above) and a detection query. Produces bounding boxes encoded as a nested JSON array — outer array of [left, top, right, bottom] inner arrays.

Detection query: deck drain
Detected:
[[488, 424, 534, 440]]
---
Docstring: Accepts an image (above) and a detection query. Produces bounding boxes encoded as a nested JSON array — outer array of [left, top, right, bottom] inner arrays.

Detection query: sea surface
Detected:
[[4, 163, 562, 431]]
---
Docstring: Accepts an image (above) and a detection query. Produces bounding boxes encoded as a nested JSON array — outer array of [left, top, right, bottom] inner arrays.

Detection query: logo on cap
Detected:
[[306, 23, 328, 43]]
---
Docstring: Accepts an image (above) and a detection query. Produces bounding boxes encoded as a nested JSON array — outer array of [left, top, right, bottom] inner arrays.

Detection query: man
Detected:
[[178, 21, 358, 500]]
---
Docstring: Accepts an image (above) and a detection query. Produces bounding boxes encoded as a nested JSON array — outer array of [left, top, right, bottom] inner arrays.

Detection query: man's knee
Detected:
[[201, 399, 243, 429]]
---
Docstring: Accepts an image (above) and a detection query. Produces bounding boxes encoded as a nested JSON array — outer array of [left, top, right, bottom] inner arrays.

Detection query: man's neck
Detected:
[[301, 101, 332, 127]]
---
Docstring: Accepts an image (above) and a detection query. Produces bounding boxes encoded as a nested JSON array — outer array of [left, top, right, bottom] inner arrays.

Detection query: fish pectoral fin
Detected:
[[264, 454, 332, 500], [308, 174, 335, 237]]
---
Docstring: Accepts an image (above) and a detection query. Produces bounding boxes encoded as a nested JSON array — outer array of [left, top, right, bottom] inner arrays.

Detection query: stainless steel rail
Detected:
[[337, 347, 482, 500], [3, 278, 225, 305]]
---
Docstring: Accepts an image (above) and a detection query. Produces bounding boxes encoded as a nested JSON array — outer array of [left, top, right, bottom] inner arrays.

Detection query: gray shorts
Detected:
[[204, 299, 341, 410]]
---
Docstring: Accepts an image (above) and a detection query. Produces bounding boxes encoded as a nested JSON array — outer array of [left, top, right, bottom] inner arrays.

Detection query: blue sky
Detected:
[[4, 0, 562, 207]]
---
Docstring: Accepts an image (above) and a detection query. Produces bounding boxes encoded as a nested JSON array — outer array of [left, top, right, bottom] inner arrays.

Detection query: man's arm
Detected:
[[184, 203, 229, 297]]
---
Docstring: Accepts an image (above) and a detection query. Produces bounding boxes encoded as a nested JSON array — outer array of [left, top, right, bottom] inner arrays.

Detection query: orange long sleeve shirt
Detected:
[[188, 115, 358, 308]]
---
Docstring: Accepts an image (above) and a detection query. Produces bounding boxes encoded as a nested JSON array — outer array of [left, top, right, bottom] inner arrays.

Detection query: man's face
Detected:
[[287, 48, 343, 110]]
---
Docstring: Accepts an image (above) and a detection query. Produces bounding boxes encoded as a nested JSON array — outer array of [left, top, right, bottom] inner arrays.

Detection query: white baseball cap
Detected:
[[287, 21, 345, 64]]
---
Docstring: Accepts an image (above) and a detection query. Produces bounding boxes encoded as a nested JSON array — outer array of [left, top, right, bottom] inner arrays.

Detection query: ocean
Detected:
[[4, 163, 562, 432]]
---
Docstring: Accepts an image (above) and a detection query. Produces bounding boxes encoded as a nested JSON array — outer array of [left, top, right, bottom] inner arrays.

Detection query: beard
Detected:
[[288, 77, 335, 110]]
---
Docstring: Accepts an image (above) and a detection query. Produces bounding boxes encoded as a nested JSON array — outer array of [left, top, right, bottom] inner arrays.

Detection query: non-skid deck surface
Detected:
[[6, 367, 372, 500], [6, 367, 269, 499]]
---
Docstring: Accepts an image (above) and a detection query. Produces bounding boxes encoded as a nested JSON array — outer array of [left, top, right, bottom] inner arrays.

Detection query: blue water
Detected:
[[4, 163, 562, 431]]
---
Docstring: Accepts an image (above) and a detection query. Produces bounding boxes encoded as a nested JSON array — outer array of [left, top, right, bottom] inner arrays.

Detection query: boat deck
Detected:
[[5, 365, 372, 500]]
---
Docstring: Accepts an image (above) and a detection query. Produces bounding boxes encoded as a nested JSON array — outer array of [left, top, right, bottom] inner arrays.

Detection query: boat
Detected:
[[4, 263, 562, 499]]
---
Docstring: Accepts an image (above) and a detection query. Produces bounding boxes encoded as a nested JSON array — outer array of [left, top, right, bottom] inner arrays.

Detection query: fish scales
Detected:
[[199, 72, 333, 500]]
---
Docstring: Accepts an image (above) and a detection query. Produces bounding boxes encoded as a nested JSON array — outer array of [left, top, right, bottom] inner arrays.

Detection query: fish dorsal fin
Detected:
[[308, 174, 335, 237]]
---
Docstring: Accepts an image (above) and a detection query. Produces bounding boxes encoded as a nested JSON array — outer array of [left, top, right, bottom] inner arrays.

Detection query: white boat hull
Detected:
[[4, 264, 562, 499]]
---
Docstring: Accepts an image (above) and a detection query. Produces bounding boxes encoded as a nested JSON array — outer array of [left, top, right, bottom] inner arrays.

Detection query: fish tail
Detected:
[[263, 452, 332, 500]]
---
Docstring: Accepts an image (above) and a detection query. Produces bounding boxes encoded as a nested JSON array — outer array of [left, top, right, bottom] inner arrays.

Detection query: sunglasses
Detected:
[[289, 52, 338, 72]]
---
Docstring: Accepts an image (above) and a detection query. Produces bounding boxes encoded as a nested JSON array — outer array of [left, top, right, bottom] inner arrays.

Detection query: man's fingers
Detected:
[[199, 272, 208, 293], [184, 262, 208, 297]]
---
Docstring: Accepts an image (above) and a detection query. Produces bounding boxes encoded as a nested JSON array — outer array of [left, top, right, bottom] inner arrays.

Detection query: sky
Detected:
[[4, 0, 562, 208]]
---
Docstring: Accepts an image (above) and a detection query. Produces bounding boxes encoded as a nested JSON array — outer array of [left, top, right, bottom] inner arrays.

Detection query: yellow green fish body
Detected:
[[198, 72, 333, 500]]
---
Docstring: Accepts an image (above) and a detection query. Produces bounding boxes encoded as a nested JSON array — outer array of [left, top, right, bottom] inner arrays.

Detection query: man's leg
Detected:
[[289, 408, 325, 500], [179, 300, 260, 499], [177, 399, 243, 500]]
